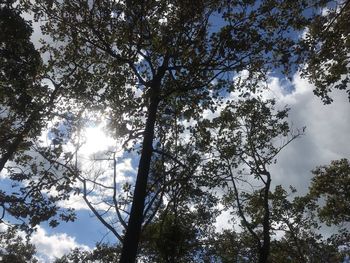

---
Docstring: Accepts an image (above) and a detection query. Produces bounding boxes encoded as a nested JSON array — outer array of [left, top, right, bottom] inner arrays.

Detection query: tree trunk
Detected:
[[259, 172, 271, 263], [0, 86, 59, 173], [0, 119, 34, 173], [119, 92, 160, 263]]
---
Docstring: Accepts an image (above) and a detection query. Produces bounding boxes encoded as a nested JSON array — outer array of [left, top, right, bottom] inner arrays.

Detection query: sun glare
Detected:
[[80, 124, 115, 156]]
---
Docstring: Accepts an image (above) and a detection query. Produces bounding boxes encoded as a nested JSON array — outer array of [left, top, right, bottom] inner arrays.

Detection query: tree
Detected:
[[19, 0, 343, 261], [202, 183, 347, 263], [198, 98, 349, 262], [298, 0, 350, 104], [195, 97, 303, 263], [26, 2, 227, 260], [139, 165, 218, 263], [0, 1, 76, 232], [309, 158, 350, 225], [0, 1, 42, 173], [140, 212, 202, 263], [0, 226, 38, 263], [54, 244, 121, 263]]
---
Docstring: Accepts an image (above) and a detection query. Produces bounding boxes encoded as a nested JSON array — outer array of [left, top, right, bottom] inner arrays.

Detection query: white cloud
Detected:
[[214, 204, 233, 232], [1, 224, 89, 263], [57, 193, 89, 211], [31, 226, 90, 262], [263, 72, 350, 193], [0, 224, 8, 232]]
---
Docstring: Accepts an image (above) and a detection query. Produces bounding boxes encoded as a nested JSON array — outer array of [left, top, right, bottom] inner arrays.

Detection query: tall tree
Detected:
[[299, 0, 350, 104], [309, 158, 350, 225], [23, 0, 339, 261], [0, 0, 43, 173], [195, 97, 303, 263], [0, 1, 76, 231], [207, 184, 348, 263]]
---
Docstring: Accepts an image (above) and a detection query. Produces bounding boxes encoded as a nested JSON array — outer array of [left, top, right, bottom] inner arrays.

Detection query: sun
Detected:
[[80, 123, 116, 157]]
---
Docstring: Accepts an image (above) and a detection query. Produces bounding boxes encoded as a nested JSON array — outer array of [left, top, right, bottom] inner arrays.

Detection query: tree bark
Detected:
[[119, 89, 160, 263], [0, 83, 60, 173], [259, 172, 271, 263], [0, 118, 35, 173]]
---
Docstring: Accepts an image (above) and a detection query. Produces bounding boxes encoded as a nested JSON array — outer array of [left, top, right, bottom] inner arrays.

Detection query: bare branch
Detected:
[[82, 180, 123, 242]]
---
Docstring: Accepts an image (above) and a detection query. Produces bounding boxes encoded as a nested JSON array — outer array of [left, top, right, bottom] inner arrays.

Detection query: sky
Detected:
[[1, 4, 350, 262], [19, 70, 348, 262]]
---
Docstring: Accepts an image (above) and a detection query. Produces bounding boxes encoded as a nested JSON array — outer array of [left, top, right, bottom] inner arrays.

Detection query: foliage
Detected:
[[140, 212, 199, 263], [204, 184, 348, 263], [194, 97, 303, 262], [0, 2, 42, 172], [0, 1, 76, 232], [1, 0, 349, 262], [299, 0, 350, 104], [309, 158, 350, 225], [54, 244, 121, 263], [0, 226, 38, 263], [22, 0, 317, 260]]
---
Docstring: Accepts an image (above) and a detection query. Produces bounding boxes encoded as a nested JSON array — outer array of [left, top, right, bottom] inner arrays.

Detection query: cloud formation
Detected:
[[31, 226, 90, 262], [265, 73, 350, 193]]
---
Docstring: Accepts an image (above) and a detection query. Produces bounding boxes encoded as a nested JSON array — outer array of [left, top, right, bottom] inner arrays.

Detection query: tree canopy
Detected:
[[0, 0, 349, 262], [0, 1, 76, 232]]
